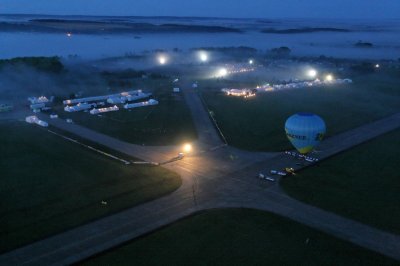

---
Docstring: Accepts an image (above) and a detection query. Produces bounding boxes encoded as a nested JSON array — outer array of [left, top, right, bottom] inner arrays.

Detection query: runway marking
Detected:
[[47, 129, 131, 165]]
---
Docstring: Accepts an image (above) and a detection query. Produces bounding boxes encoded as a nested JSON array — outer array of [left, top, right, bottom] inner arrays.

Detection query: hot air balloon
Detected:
[[285, 113, 326, 154]]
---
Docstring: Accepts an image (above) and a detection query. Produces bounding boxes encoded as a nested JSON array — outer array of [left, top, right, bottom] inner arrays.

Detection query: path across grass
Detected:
[[83, 209, 397, 265], [0, 121, 181, 252]]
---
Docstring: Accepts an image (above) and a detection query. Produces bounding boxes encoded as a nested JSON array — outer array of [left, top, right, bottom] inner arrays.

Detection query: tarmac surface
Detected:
[[0, 86, 399, 265]]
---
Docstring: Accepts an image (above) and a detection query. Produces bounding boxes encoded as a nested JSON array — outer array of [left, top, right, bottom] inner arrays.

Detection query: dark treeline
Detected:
[[0, 56, 64, 73], [261, 27, 351, 34]]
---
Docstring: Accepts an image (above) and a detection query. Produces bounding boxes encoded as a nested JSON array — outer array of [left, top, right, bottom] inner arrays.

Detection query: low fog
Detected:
[[0, 61, 109, 105]]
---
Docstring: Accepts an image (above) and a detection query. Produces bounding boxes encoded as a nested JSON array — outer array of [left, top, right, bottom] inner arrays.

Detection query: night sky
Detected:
[[1, 0, 399, 19]]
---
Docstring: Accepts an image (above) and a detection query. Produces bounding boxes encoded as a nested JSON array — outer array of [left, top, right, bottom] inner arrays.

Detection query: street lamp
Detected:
[[199, 51, 208, 62], [183, 143, 192, 153], [217, 68, 228, 77], [325, 74, 333, 82], [307, 69, 317, 78], [158, 55, 167, 65]]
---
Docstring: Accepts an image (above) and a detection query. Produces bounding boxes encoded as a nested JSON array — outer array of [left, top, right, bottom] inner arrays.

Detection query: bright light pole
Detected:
[[325, 74, 333, 82], [158, 55, 167, 65], [183, 143, 192, 153], [307, 69, 317, 79], [217, 68, 228, 78], [199, 51, 208, 62], [178, 143, 192, 159]]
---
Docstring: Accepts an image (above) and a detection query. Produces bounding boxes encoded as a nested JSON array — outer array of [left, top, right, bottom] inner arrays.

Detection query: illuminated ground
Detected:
[[202, 71, 400, 151], [83, 209, 397, 266], [281, 128, 400, 234], [0, 121, 181, 252]]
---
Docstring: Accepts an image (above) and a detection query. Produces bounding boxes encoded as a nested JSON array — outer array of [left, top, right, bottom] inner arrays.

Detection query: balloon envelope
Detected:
[[285, 113, 326, 154]]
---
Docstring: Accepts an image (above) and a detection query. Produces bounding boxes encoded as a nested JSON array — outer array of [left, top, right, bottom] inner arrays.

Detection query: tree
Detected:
[[270, 46, 291, 58]]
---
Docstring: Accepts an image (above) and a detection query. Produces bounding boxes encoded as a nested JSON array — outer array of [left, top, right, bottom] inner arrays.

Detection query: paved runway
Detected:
[[1, 85, 399, 265]]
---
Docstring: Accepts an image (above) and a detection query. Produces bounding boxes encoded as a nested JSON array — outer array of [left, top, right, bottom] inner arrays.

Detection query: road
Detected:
[[0, 86, 399, 265]]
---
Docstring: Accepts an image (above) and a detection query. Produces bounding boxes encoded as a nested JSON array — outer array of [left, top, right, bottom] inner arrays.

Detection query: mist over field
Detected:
[[0, 60, 109, 102], [1, 15, 399, 60]]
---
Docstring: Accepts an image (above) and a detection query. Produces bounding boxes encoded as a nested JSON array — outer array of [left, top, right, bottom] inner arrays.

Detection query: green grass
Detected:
[[281, 129, 400, 234], [0, 121, 181, 253], [58, 79, 197, 145], [202, 71, 400, 151], [82, 208, 397, 265]]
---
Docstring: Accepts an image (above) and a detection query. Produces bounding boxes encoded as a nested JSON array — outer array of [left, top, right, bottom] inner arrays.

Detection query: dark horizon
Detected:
[[2, 0, 400, 20], [1, 13, 400, 22]]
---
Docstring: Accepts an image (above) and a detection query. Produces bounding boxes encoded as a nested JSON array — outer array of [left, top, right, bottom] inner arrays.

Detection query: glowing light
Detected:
[[325, 74, 333, 81], [199, 51, 208, 62], [222, 88, 256, 98], [66, 32, 72, 37], [375, 64, 380, 68], [183, 143, 192, 153], [307, 69, 317, 78], [217, 68, 228, 77], [158, 55, 167, 65], [249, 59, 254, 65]]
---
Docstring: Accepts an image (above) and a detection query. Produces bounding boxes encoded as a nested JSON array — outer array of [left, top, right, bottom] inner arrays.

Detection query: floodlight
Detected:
[[325, 74, 333, 81], [158, 55, 167, 65], [199, 52, 208, 62], [307, 69, 317, 78], [183, 143, 192, 153], [218, 68, 228, 77]]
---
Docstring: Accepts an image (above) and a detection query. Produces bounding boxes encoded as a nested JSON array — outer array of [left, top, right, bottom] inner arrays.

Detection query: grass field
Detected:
[[83, 209, 397, 265], [202, 71, 400, 151], [281, 129, 400, 234], [0, 121, 181, 253], [58, 78, 197, 146]]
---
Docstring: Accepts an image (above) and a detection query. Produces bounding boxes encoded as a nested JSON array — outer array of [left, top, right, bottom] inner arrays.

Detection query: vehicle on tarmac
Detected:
[[265, 176, 275, 181], [285, 167, 296, 175], [258, 173, 275, 182], [270, 170, 287, 176]]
